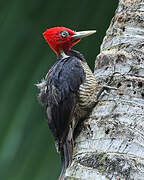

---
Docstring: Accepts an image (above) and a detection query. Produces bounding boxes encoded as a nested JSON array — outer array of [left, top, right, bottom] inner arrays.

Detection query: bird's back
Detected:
[[38, 50, 86, 145]]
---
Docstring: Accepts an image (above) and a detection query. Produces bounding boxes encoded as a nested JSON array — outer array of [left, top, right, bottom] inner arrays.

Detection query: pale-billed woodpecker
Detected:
[[37, 27, 97, 180]]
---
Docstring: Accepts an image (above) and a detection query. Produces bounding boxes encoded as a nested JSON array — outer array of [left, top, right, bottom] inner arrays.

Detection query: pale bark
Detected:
[[65, 0, 144, 179]]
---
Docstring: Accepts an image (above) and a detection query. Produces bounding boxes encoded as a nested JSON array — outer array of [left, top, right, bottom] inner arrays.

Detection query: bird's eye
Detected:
[[60, 31, 69, 38]]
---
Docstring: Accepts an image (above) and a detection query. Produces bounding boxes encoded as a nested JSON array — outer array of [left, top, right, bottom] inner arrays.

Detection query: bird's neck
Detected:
[[57, 49, 86, 62], [68, 50, 85, 61], [60, 51, 69, 59]]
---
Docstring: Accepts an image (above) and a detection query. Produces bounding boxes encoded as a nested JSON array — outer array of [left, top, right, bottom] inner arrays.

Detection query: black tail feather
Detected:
[[58, 129, 73, 180]]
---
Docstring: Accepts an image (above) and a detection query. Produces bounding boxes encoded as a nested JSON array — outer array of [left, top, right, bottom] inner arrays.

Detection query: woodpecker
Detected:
[[37, 27, 97, 180]]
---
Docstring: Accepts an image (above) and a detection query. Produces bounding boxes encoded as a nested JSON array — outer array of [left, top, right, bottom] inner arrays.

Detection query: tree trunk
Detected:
[[65, 0, 144, 179]]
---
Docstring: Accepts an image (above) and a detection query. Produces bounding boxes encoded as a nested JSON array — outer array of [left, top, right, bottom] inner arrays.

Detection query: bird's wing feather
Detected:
[[43, 56, 85, 144]]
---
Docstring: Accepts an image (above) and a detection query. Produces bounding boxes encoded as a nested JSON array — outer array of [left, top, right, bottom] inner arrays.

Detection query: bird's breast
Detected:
[[78, 61, 97, 109]]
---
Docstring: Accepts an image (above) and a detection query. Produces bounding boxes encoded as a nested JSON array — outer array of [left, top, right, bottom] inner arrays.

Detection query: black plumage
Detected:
[[37, 50, 86, 179]]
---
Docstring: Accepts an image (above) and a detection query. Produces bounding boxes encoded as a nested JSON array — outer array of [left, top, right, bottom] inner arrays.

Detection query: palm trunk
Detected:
[[65, 0, 144, 179]]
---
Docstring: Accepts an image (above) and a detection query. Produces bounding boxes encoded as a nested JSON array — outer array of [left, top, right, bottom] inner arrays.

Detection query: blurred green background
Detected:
[[0, 0, 118, 180]]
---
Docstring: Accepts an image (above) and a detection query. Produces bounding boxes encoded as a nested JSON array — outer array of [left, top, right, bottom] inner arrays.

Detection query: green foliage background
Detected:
[[0, 0, 118, 179]]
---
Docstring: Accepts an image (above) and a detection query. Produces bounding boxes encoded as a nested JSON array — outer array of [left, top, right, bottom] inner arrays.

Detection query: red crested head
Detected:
[[43, 27, 96, 55], [43, 27, 80, 55]]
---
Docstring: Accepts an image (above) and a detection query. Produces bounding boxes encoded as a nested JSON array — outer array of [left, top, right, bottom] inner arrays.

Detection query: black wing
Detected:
[[39, 56, 85, 145]]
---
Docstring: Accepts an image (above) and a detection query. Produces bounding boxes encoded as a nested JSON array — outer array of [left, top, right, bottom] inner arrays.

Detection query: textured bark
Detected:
[[65, 0, 144, 179]]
